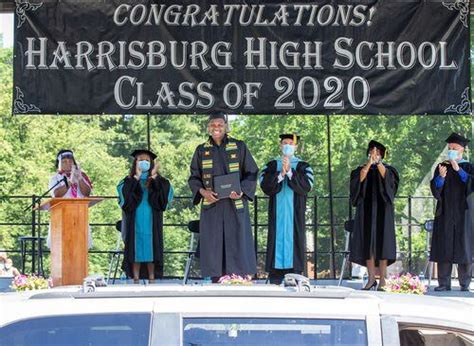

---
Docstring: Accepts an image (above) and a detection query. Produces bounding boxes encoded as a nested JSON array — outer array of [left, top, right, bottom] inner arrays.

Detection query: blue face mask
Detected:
[[447, 150, 459, 161], [138, 160, 151, 172], [282, 144, 296, 157]]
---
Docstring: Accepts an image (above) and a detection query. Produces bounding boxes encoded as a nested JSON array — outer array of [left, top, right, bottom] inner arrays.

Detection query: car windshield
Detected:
[[183, 318, 368, 345], [0, 313, 151, 346]]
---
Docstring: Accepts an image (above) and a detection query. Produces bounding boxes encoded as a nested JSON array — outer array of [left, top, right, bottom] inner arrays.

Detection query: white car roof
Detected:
[[377, 291, 474, 331], [1, 284, 473, 332]]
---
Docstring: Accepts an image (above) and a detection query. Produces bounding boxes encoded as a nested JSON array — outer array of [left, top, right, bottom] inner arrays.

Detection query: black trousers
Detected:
[[268, 268, 301, 285], [437, 262, 472, 288]]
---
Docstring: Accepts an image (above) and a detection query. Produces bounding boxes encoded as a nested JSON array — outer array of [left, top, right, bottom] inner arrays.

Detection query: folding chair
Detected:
[[182, 220, 200, 285], [338, 220, 354, 286], [106, 220, 124, 284], [19, 236, 45, 275], [421, 219, 434, 289]]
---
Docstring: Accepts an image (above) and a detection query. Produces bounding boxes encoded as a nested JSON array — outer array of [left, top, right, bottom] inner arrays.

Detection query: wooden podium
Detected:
[[39, 198, 102, 286]]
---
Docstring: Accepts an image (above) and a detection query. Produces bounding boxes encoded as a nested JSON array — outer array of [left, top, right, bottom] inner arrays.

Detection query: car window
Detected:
[[0, 313, 151, 346], [399, 326, 474, 346], [183, 318, 368, 345]]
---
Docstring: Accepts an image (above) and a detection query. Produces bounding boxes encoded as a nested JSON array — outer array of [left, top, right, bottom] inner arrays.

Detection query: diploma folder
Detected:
[[214, 173, 241, 199]]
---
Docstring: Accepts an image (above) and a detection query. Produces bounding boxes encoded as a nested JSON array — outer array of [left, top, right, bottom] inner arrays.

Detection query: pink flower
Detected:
[[217, 275, 231, 283], [15, 275, 28, 286], [382, 273, 425, 295], [11, 274, 50, 292]]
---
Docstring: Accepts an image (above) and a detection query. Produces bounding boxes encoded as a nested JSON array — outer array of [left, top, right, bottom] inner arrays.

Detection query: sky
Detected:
[[0, 14, 13, 48]]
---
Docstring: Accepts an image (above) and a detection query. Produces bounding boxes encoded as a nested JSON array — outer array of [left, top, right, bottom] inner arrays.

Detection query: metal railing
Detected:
[[0, 194, 435, 280]]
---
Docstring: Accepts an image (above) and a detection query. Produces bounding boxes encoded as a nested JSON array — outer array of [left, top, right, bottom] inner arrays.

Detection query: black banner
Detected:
[[13, 0, 471, 115]]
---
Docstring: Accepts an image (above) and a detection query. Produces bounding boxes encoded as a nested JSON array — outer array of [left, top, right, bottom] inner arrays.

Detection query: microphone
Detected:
[[63, 176, 69, 189]]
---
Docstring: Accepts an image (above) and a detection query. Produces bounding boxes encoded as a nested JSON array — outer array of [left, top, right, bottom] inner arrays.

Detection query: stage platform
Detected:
[[104, 278, 474, 302], [1, 277, 473, 302]]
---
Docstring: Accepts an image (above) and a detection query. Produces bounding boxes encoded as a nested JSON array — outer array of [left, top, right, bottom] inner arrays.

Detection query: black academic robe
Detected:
[[430, 161, 474, 264], [120, 175, 171, 279], [260, 160, 313, 273], [188, 135, 259, 277], [349, 164, 399, 267]]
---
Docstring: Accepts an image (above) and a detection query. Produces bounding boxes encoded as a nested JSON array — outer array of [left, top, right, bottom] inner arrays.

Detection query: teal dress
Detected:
[[134, 173, 153, 262]]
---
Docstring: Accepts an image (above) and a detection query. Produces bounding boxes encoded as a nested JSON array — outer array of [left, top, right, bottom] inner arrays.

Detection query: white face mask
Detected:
[[138, 160, 151, 172], [447, 149, 459, 161], [282, 144, 296, 156]]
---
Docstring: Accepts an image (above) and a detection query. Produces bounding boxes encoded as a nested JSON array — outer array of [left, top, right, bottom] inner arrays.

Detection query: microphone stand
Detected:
[[22, 176, 68, 276], [23, 176, 68, 212]]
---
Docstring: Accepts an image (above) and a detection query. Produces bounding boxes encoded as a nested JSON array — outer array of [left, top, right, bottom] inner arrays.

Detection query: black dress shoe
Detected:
[[434, 286, 451, 292], [460, 286, 470, 292], [361, 280, 378, 291]]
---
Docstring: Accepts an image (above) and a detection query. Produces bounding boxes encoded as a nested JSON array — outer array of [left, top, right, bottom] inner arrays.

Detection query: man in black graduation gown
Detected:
[[430, 133, 473, 292], [260, 134, 314, 284], [349, 140, 399, 290], [188, 113, 258, 281]]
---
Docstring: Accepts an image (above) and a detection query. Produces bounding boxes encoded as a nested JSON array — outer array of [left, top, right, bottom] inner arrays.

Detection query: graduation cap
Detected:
[[367, 140, 387, 158], [445, 132, 470, 147], [208, 111, 228, 123], [279, 133, 301, 145], [131, 149, 157, 160]]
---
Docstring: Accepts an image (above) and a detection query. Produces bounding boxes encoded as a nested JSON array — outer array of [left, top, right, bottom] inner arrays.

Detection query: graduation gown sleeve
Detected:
[[350, 165, 398, 207], [461, 164, 474, 193], [288, 162, 314, 195], [118, 176, 143, 212], [378, 166, 399, 204], [239, 141, 259, 201], [188, 146, 204, 206], [350, 167, 366, 207], [260, 160, 282, 196], [430, 165, 443, 201], [148, 176, 173, 211]]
